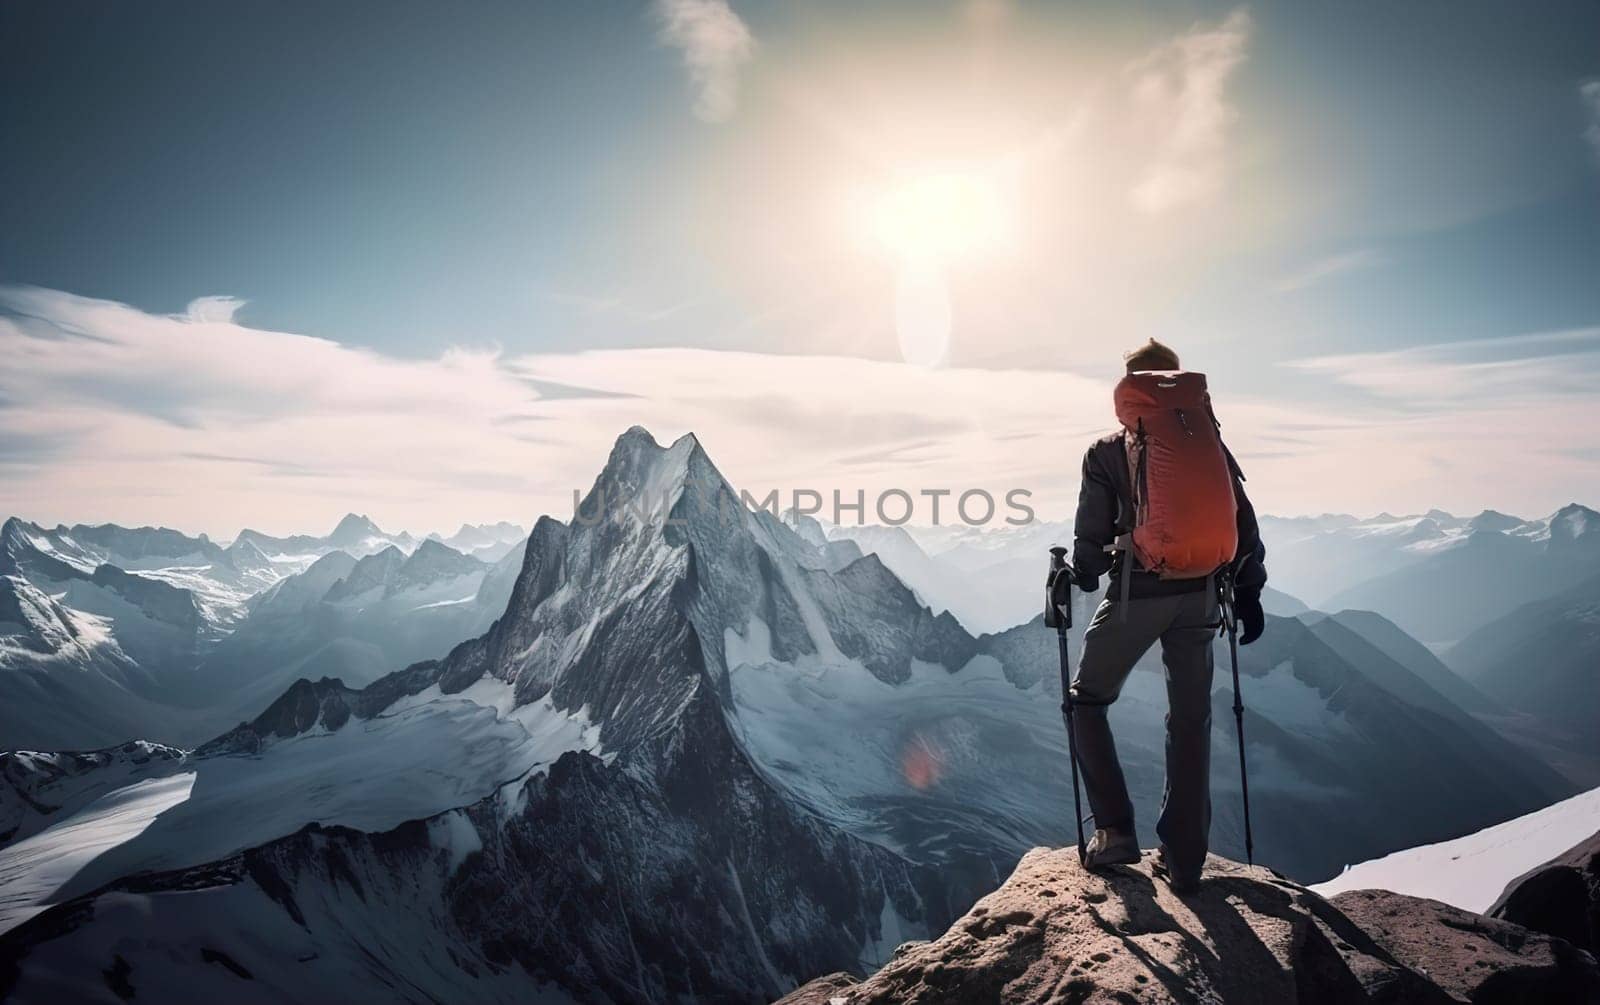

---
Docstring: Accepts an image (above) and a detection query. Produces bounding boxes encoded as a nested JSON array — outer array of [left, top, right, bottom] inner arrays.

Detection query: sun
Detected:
[[863, 170, 1014, 367], [871, 172, 1010, 265]]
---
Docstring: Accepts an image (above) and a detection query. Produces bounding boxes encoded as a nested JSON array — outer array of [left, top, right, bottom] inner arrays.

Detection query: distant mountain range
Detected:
[[829, 505, 1600, 786], [426, 521, 528, 561], [0, 429, 1586, 1002], [1446, 570, 1600, 783], [0, 515, 525, 751], [1262, 505, 1600, 643], [824, 505, 1600, 646]]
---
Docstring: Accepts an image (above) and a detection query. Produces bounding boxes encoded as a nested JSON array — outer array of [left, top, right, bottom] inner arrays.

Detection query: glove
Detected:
[[1235, 588, 1264, 645], [1075, 568, 1100, 594]]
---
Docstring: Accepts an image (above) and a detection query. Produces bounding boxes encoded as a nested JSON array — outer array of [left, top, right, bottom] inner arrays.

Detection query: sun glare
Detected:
[[872, 172, 1010, 265], [863, 170, 1014, 368]]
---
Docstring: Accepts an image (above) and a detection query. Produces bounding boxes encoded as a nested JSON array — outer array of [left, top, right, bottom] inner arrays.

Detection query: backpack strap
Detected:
[[1104, 422, 1148, 623], [1105, 532, 1135, 620]]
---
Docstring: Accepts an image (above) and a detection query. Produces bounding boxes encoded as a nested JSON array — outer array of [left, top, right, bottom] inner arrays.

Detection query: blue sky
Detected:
[[2, 1, 1598, 534]]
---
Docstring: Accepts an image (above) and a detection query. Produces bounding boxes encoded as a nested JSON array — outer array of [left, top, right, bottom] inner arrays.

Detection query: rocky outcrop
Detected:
[[1488, 828, 1600, 957], [783, 847, 1600, 1004], [776, 971, 860, 1004], [1333, 887, 1600, 1004]]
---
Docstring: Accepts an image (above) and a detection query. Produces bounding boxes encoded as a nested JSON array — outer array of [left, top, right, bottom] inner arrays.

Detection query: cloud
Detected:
[[656, 0, 756, 123], [1582, 79, 1600, 164], [1274, 249, 1388, 293], [0, 286, 549, 533], [1273, 328, 1600, 514], [184, 296, 246, 324], [2, 286, 1595, 535], [1286, 327, 1600, 406], [1126, 7, 1253, 213]]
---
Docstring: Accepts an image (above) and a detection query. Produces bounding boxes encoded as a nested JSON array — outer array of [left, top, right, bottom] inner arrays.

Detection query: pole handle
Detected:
[[1045, 547, 1073, 630]]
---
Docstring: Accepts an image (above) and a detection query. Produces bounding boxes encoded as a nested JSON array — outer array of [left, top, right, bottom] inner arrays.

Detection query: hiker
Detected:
[[1067, 338, 1267, 893]]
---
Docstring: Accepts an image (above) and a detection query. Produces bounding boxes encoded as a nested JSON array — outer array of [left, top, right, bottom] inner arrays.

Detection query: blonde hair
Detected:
[[1124, 338, 1181, 373]]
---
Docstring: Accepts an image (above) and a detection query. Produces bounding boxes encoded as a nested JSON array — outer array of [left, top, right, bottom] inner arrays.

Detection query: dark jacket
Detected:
[[1072, 431, 1267, 600]]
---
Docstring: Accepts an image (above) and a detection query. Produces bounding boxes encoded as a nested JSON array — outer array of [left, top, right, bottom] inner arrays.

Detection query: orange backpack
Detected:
[[1113, 371, 1238, 580]]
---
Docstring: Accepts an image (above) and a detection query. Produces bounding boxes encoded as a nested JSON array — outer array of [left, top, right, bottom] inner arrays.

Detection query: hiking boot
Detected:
[[1083, 828, 1140, 870], [1152, 846, 1200, 895]]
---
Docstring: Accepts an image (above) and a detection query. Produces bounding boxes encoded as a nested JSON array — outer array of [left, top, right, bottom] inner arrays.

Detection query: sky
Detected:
[[2, 0, 1599, 537]]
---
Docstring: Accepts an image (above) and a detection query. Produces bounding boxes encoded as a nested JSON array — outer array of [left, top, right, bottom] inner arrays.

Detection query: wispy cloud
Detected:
[[184, 295, 246, 324], [0, 286, 547, 533], [1286, 327, 1600, 405], [529, 285, 701, 324], [1582, 79, 1600, 164], [656, 0, 756, 124], [1275, 249, 1388, 293], [1126, 7, 1253, 213], [1274, 329, 1600, 513]]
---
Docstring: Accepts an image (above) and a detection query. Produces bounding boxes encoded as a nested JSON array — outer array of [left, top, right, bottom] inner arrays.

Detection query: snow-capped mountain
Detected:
[[823, 522, 992, 630], [167, 538, 515, 742], [0, 428, 1582, 1004], [2, 517, 254, 637], [1, 740, 185, 847], [231, 512, 418, 564], [429, 521, 528, 561], [324, 512, 414, 554], [0, 429, 966, 1002], [0, 519, 227, 750]]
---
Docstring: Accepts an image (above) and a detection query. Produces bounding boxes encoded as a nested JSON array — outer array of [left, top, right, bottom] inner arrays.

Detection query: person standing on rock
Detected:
[[1067, 338, 1267, 893]]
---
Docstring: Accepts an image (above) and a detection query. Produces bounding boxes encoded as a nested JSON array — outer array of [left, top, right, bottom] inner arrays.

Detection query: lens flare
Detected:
[[894, 262, 951, 368], [864, 170, 1014, 366], [900, 733, 945, 790]]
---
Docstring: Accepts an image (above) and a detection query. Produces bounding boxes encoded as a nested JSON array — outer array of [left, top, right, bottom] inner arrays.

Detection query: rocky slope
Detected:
[[781, 847, 1600, 1004], [1302, 504, 1600, 643]]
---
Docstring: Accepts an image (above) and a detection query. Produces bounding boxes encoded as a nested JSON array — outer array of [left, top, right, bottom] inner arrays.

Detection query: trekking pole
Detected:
[[1046, 547, 1088, 864], [1220, 569, 1255, 866]]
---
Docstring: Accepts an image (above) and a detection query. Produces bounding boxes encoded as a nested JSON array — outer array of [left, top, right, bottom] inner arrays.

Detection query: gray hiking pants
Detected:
[[1070, 586, 1218, 882]]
